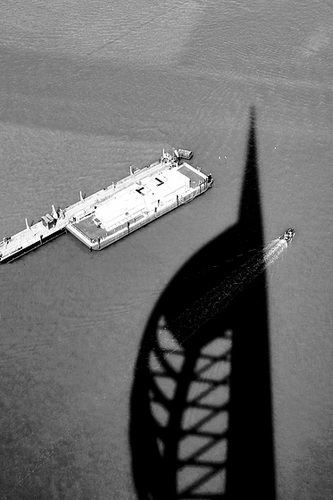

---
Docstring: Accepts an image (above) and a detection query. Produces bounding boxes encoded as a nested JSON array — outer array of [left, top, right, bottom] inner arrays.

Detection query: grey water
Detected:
[[0, 1, 332, 498]]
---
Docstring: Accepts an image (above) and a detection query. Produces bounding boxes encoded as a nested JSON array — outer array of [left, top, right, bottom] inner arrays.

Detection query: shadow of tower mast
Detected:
[[129, 106, 276, 499], [224, 105, 276, 498]]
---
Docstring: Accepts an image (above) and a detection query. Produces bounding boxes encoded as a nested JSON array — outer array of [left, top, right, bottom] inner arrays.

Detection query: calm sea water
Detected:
[[0, 1, 332, 498]]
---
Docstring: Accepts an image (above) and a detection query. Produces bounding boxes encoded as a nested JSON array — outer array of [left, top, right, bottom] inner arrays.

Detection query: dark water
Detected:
[[0, 1, 332, 498]]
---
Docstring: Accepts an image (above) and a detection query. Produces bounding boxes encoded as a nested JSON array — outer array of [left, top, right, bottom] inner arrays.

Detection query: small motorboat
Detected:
[[279, 228, 295, 244]]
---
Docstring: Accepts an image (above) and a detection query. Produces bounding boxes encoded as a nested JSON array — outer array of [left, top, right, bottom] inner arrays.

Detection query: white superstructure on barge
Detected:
[[0, 150, 213, 263]]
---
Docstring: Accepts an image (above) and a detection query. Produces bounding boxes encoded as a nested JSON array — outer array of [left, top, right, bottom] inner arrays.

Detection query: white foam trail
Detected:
[[168, 236, 290, 343], [263, 238, 287, 265]]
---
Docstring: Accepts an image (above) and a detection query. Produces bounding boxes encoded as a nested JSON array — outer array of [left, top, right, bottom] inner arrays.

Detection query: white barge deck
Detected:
[[0, 150, 213, 263]]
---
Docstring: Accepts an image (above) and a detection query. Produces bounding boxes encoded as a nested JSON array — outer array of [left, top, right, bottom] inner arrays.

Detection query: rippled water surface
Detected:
[[0, 1, 332, 498]]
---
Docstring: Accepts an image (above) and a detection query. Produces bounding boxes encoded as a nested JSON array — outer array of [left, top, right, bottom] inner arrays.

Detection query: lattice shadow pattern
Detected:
[[130, 107, 276, 500], [148, 316, 232, 498]]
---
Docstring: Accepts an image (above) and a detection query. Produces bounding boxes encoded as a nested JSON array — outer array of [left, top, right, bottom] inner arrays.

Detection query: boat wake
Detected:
[[164, 230, 295, 349]]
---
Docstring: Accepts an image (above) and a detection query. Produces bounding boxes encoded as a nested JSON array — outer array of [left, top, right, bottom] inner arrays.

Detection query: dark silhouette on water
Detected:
[[129, 106, 276, 499]]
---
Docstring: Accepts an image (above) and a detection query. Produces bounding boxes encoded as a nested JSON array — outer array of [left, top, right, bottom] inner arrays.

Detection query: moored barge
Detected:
[[0, 149, 213, 263]]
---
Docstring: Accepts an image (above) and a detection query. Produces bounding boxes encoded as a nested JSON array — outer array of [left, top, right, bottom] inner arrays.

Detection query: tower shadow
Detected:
[[129, 106, 276, 499]]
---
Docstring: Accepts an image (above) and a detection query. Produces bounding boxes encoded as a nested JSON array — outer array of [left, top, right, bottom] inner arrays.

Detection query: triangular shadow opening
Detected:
[[129, 106, 276, 499]]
